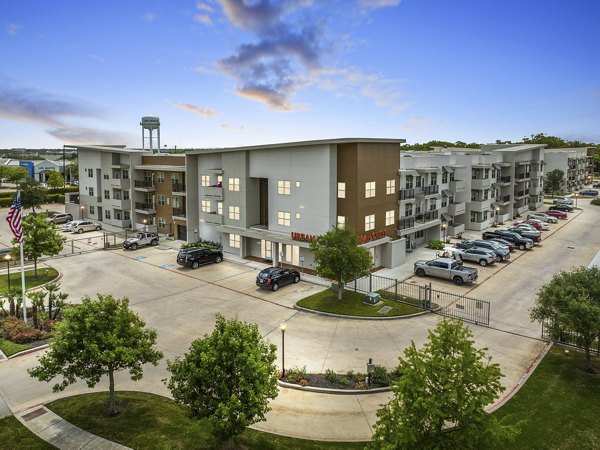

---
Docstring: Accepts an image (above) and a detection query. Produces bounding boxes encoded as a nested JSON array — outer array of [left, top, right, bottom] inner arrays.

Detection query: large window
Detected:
[[229, 205, 240, 220], [386, 179, 395, 195], [123, 191, 130, 200], [229, 234, 240, 248], [122, 169, 129, 179], [431, 173, 437, 185], [228, 177, 240, 192], [105, 210, 111, 220], [337, 182, 346, 199], [89, 205, 95, 215], [201, 175, 211, 187], [156, 172, 165, 183], [217, 202, 223, 215], [157, 195, 165, 206], [405, 175, 413, 189], [104, 190, 110, 200], [277, 211, 291, 227], [365, 214, 375, 231], [89, 187, 94, 197], [87, 169, 93, 177], [385, 210, 395, 226], [365, 181, 376, 198], [201, 200, 211, 212], [442, 172, 448, 184], [124, 211, 130, 220], [158, 217, 166, 228], [337, 216, 345, 228], [172, 196, 180, 208], [277, 180, 291, 195]]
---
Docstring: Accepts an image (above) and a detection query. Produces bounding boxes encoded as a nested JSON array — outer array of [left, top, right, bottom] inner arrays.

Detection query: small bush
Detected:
[[428, 239, 444, 250], [371, 364, 391, 386], [355, 380, 369, 390], [286, 366, 307, 384], [181, 239, 222, 250], [591, 198, 600, 206], [2, 317, 45, 343], [325, 368, 340, 384], [346, 370, 355, 379]]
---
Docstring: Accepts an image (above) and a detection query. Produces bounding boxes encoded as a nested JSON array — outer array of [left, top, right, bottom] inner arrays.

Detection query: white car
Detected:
[[61, 220, 84, 232], [71, 221, 102, 234], [528, 212, 558, 224], [553, 197, 574, 205]]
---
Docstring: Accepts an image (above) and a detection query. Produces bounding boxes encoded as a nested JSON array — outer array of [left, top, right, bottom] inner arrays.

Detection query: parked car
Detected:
[[123, 232, 159, 250], [487, 238, 515, 252], [549, 204, 573, 213], [61, 220, 84, 232], [579, 189, 599, 196], [526, 218, 550, 230], [413, 258, 478, 286], [482, 230, 534, 250], [45, 213, 73, 224], [528, 212, 558, 224], [453, 240, 510, 262], [256, 267, 301, 291], [513, 220, 542, 231], [507, 227, 541, 244], [544, 209, 568, 219], [553, 197, 574, 205], [177, 247, 223, 268], [451, 247, 497, 266], [71, 221, 102, 234]]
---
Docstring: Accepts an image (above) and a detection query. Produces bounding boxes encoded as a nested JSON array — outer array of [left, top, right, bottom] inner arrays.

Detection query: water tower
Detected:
[[140, 115, 160, 153]]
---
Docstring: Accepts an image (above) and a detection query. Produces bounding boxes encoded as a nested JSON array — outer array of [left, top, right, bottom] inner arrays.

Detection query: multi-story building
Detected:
[[544, 147, 596, 193]]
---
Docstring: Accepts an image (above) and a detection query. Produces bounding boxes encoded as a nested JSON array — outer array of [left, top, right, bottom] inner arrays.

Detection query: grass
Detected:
[[296, 288, 422, 317], [0, 268, 59, 295], [47, 391, 363, 450], [0, 338, 34, 357], [0, 415, 55, 449], [493, 345, 600, 449]]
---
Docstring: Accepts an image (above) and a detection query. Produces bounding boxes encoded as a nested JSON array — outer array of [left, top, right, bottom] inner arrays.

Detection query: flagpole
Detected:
[[19, 240, 28, 323]]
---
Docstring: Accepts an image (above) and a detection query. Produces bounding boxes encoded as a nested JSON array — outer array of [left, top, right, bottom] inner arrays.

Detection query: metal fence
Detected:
[[541, 321, 600, 355], [38, 231, 130, 261], [349, 273, 490, 326]]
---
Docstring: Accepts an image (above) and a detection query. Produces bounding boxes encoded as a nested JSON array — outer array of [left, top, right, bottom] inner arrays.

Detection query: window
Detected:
[[442, 196, 447, 207], [405, 175, 413, 189], [277, 180, 291, 195], [158, 217, 166, 228], [385, 210, 395, 226], [416, 177, 422, 188], [88, 169, 93, 177], [431, 173, 437, 185], [296, 181, 301, 188], [104, 190, 110, 200], [157, 172, 165, 183], [157, 195, 166, 206], [113, 191, 121, 200], [470, 211, 478, 222], [201, 200, 211, 212], [89, 206, 95, 215], [365, 214, 375, 231], [123, 191, 130, 200], [89, 187, 94, 197], [201, 175, 211, 187], [337, 216, 345, 228], [229, 234, 240, 248], [228, 177, 240, 191], [124, 211, 130, 220], [105, 210, 111, 220], [365, 181, 376, 198], [295, 212, 301, 219], [449, 172, 455, 182], [415, 230, 424, 238], [112, 170, 121, 179], [442, 172, 448, 184], [144, 171, 153, 182], [429, 201, 437, 211], [337, 182, 346, 198], [217, 175, 223, 184], [103, 173, 109, 180], [122, 169, 129, 179], [386, 179, 395, 195], [172, 173, 179, 182], [404, 204, 412, 216], [172, 196, 180, 208], [217, 202, 223, 215], [229, 206, 240, 220], [277, 211, 291, 227], [115, 211, 122, 220]]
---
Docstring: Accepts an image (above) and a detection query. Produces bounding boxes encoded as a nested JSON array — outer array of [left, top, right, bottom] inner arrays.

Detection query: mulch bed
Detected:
[[281, 373, 389, 390]]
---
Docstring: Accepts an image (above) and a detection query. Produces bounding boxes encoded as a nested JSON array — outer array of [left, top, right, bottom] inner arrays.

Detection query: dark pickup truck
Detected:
[[482, 230, 534, 250]]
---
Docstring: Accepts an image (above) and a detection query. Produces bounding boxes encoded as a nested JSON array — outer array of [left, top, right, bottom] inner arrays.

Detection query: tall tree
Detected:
[[46, 171, 65, 189], [18, 178, 47, 213], [530, 266, 600, 373], [18, 215, 66, 276], [165, 314, 278, 444], [544, 169, 565, 197], [310, 227, 372, 300], [28, 294, 163, 415], [3, 166, 29, 185], [370, 319, 516, 449]]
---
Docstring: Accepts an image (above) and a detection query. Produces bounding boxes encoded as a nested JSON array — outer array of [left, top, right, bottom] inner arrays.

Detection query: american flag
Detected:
[[6, 192, 23, 243]]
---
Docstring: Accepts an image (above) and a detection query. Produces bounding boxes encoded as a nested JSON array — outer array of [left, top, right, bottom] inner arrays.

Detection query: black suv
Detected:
[[256, 267, 301, 291], [482, 230, 534, 250], [176, 248, 223, 269]]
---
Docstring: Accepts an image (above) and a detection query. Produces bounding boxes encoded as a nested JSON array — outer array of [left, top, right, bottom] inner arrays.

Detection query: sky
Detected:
[[1, 0, 599, 150]]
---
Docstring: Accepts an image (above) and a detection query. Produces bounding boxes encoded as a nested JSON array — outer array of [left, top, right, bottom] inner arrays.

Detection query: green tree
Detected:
[[309, 227, 372, 300], [28, 294, 163, 415], [18, 215, 66, 276], [530, 267, 600, 373], [370, 319, 516, 449], [46, 171, 65, 189], [544, 169, 565, 197], [18, 178, 47, 213], [3, 166, 29, 184], [165, 314, 278, 443], [521, 133, 589, 149]]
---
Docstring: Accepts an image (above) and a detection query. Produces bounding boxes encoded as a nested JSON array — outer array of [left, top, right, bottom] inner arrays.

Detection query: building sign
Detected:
[[19, 160, 34, 178], [291, 229, 386, 244], [291, 232, 317, 242]]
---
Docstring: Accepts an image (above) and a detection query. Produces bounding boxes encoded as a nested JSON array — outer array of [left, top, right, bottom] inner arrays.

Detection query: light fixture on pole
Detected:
[[441, 222, 447, 243], [4, 253, 11, 291], [143, 219, 147, 231], [279, 322, 287, 379], [575, 193, 578, 208], [496, 207, 499, 225], [80, 205, 84, 220]]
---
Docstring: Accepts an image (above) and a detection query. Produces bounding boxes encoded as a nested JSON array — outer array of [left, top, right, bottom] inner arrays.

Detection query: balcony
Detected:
[[172, 208, 187, 219], [172, 182, 186, 195], [448, 202, 466, 216], [416, 210, 439, 223], [514, 190, 527, 200], [529, 185, 543, 195], [134, 180, 155, 192], [111, 178, 130, 189], [447, 223, 465, 236], [201, 211, 223, 225], [113, 219, 132, 228], [449, 180, 466, 192], [204, 186, 223, 200], [110, 199, 131, 210], [515, 172, 530, 181], [471, 178, 492, 190], [134, 202, 156, 214], [496, 195, 511, 205], [470, 198, 491, 212], [399, 188, 415, 201], [415, 185, 439, 199], [496, 176, 511, 186]]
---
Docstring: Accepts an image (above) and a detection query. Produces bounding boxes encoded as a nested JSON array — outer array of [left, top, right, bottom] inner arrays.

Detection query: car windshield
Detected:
[[258, 271, 273, 279]]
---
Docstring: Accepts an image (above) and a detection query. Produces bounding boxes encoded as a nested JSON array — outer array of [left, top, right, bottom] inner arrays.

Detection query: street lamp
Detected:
[[80, 205, 84, 220], [575, 193, 578, 208], [441, 223, 447, 243], [4, 254, 11, 291], [143, 219, 147, 231], [496, 207, 499, 225], [279, 322, 287, 379]]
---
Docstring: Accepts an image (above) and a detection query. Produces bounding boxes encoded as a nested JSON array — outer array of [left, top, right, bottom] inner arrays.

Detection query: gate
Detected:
[[39, 231, 129, 261]]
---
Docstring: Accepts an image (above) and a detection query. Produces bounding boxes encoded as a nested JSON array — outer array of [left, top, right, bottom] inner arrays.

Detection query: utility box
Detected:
[[364, 292, 381, 305]]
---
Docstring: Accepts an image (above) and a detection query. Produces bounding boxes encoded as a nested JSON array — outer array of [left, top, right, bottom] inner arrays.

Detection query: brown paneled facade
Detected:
[[336, 143, 400, 240]]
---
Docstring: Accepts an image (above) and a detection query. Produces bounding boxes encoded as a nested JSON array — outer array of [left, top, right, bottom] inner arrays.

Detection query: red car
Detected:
[[544, 210, 567, 220], [524, 220, 543, 231]]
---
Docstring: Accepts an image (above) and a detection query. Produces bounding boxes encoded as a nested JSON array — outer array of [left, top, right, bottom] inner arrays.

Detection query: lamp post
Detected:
[[575, 193, 578, 208], [4, 254, 11, 291], [441, 223, 447, 243], [80, 205, 84, 220], [143, 219, 147, 231], [279, 322, 287, 379], [496, 207, 499, 225]]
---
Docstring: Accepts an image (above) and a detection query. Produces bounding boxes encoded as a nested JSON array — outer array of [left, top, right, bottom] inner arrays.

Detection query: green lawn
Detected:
[[494, 346, 600, 449], [297, 288, 422, 317], [0, 268, 59, 295], [0, 338, 34, 357], [47, 392, 363, 450], [0, 415, 55, 449]]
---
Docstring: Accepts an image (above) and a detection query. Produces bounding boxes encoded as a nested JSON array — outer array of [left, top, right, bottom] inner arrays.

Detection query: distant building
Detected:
[[543, 147, 595, 193]]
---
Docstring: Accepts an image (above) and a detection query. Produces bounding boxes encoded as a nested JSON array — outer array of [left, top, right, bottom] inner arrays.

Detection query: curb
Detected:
[[8, 343, 49, 359], [293, 304, 431, 320], [277, 380, 390, 395]]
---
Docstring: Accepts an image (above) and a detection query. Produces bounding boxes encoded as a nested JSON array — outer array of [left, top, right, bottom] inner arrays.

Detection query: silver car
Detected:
[[527, 212, 558, 224], [71, 221, 102, 234], [451, 247, 497, 266]]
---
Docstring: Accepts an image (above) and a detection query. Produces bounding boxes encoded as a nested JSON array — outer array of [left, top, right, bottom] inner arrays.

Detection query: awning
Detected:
[[416, 167, 442, 173], [442, 189, 452, 197], [441, 213, 453, 221], [442, 167, 455, 173]]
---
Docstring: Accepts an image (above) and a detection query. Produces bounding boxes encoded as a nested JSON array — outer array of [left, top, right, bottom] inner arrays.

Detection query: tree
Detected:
[[28, 294, 163, 415], [530, 266, 600, 373], [370, 319, 516, 449], [19, 178, 47, 213], [46, 171, 65, 189], [309, 227, 372, 300], [544, 169, 564, 197], [18, 215, 66, 276], [165, 314, 278, 443], [3, 166, 29, 184]]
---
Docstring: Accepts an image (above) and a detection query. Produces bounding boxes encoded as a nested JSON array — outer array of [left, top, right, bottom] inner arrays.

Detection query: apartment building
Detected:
[[185, 139, 406, 270], [544, 147, 596, 193]]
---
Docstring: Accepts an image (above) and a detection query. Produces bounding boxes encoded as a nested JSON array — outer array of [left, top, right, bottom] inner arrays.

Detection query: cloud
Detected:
[[87, 54, 106, 64], [6, 23, 22, 35], [47, 126, 132, 145], [173, 101, 220, 117], [196, 2, 214, 13], [219, 0, 312, 32], [195, 14, 213, 25], [359, 0, 401, 10], [220, 123, 246, 131], [143, 12, 157, 23]]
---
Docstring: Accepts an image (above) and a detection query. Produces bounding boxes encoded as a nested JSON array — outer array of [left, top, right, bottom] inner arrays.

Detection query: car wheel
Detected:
[[131, 243, 138, 250], [191, 261, 199, 269], [151, 240, 158, 246], [519, 243, 526, 250], [496, 255, 502, 262], [479, 259, 488, 267], [294, 275, 300, 283], [416, 268, 426, 277], [77, 228, 83, 234], [215, 256, 223, 263], [95, 226, 101, 231], [272, 282, 279, 291], [453, 276, 464, 286]]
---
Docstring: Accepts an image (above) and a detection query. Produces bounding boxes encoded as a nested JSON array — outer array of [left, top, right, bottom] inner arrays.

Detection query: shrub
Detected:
[[2, 316, 45, 343], [346, 370, 355, 380], [371, 364, 391, 386], [428, 240, 444, 250], [286, 366, 307, 384], [181, 239, 222, 250], [591, 198, 600, 206], [355, 380, 369, 390], [325, 368, 340, 384]]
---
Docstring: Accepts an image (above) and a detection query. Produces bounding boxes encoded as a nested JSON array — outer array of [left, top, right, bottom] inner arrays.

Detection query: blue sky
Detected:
[[1, 0, 599, 149]]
